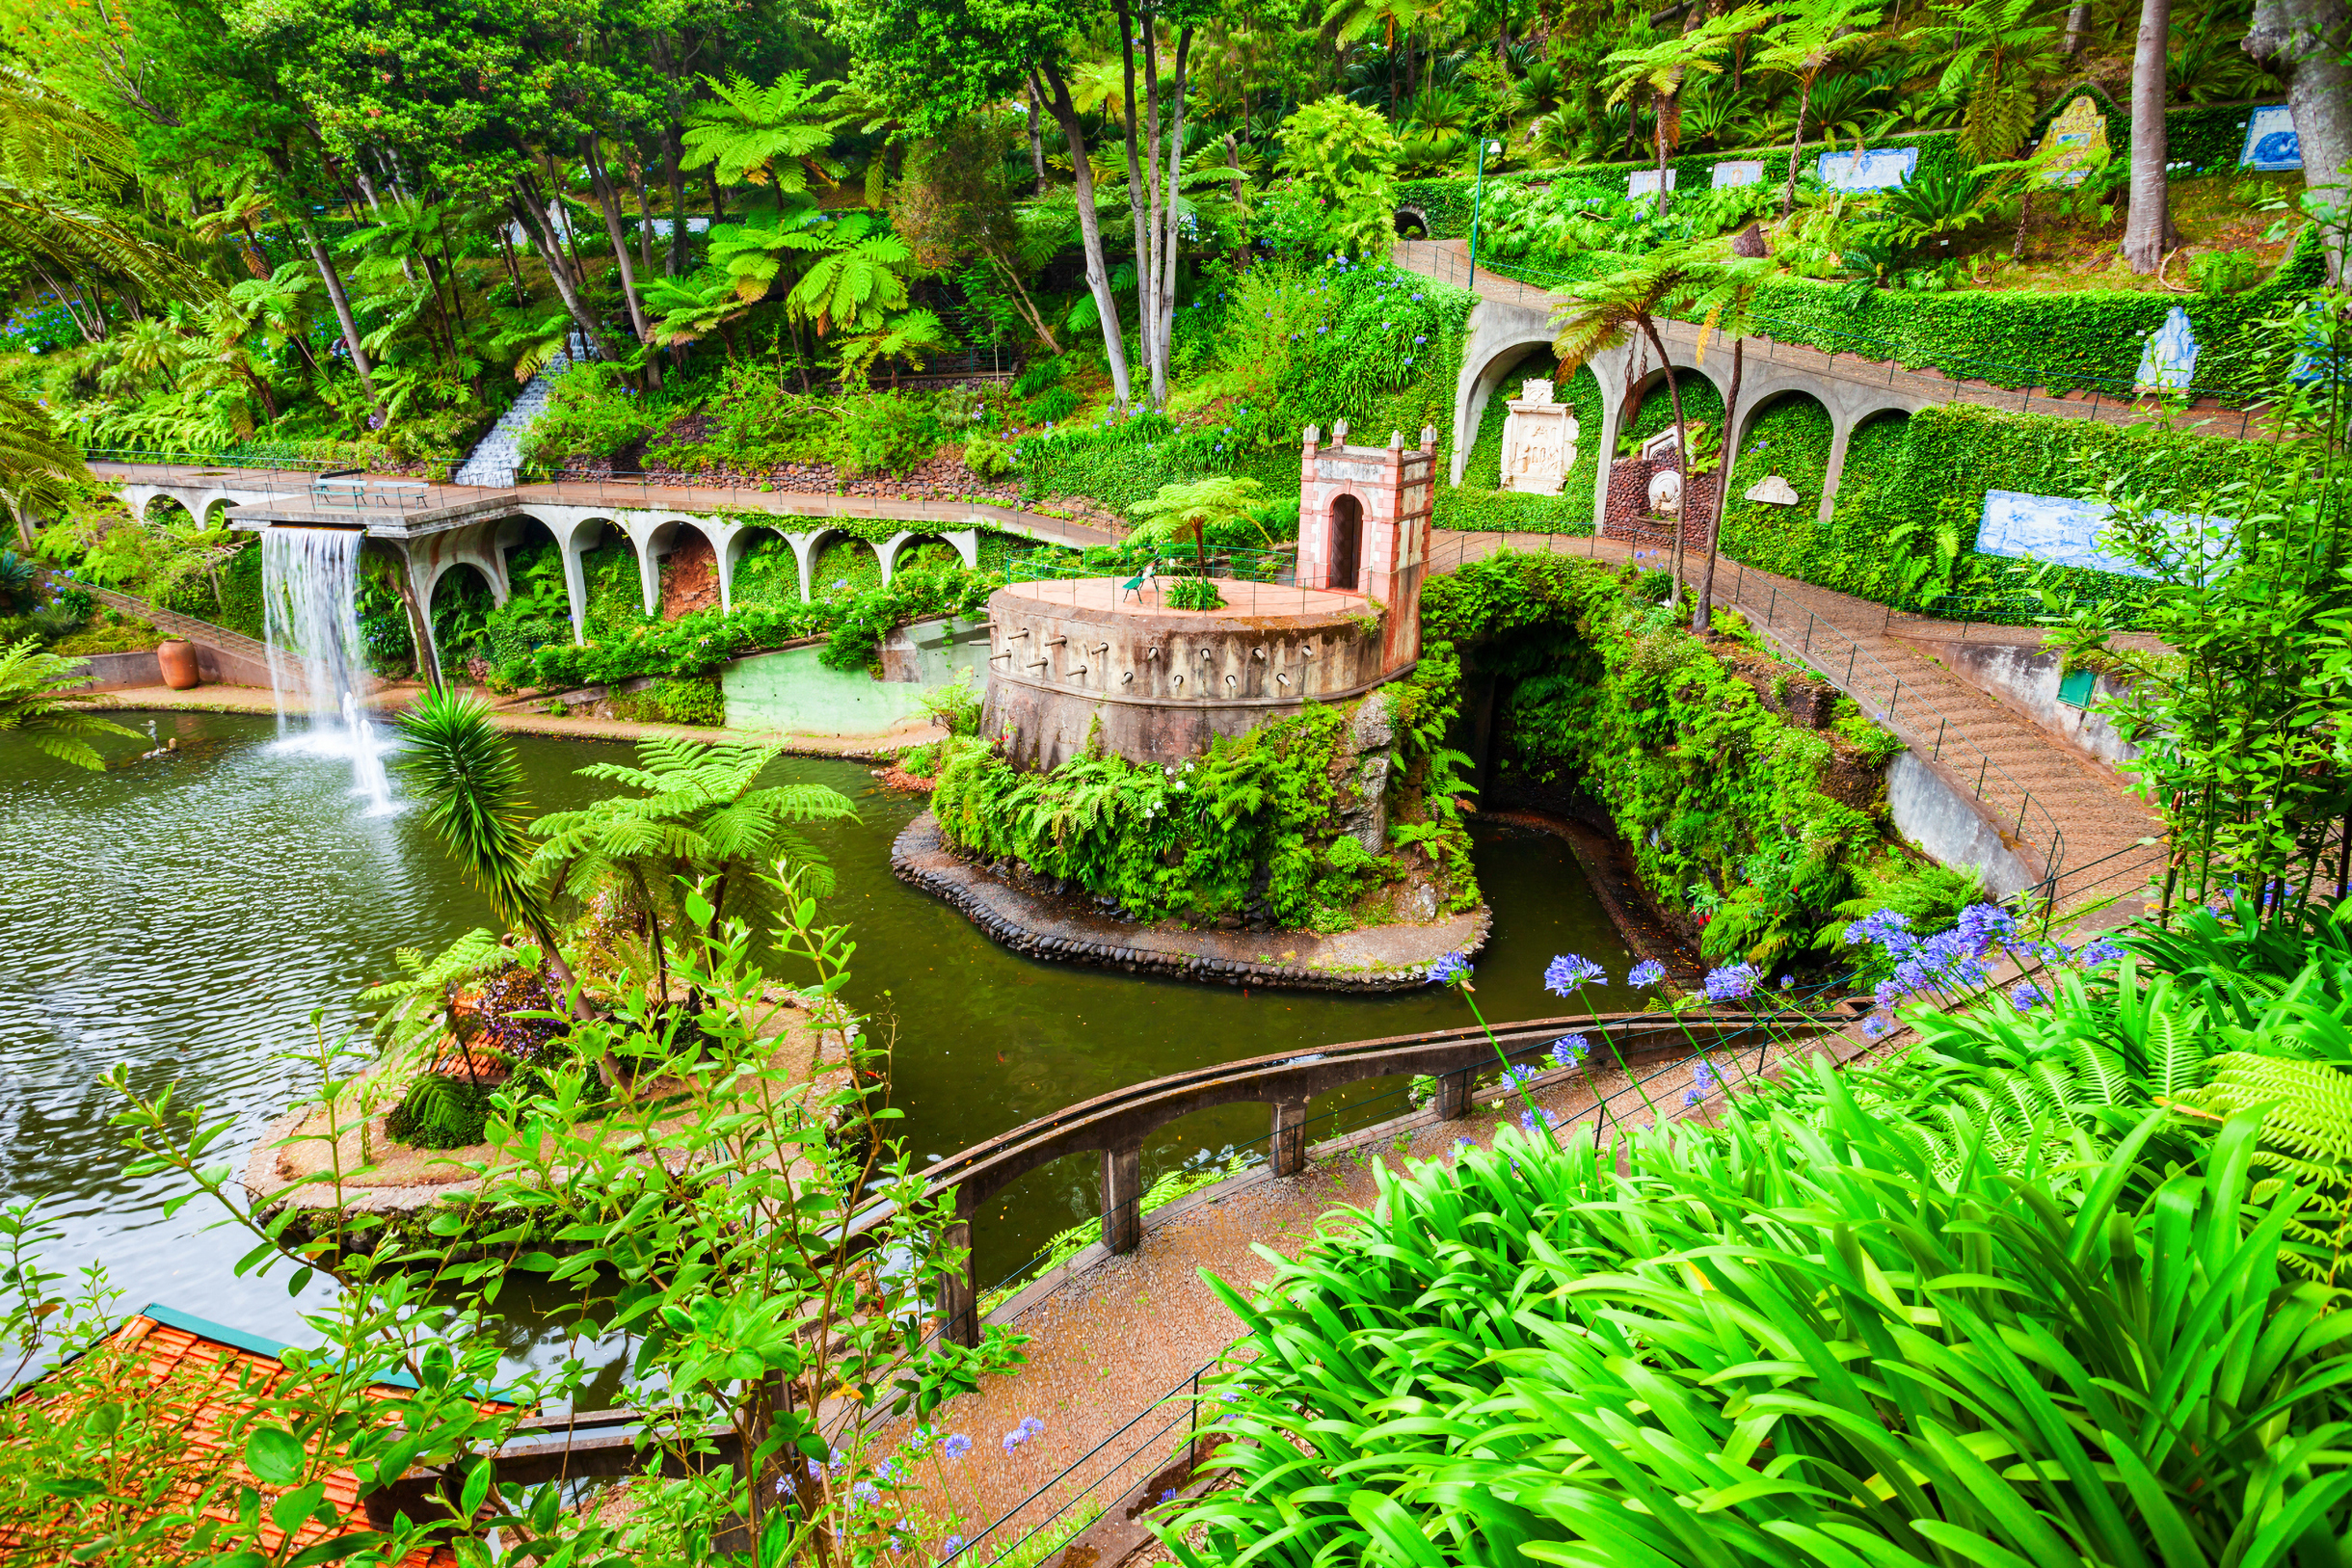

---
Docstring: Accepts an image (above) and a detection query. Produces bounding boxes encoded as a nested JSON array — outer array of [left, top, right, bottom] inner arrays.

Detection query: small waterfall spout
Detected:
[[261, 526, 397, 813]]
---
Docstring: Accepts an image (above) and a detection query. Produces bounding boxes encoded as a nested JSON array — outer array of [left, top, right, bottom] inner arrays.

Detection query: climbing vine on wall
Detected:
[[1404, 549, 1941, 970], [928, 704, 1430, 930]]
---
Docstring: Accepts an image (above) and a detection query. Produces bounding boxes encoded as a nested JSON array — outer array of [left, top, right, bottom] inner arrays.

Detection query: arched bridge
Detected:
[[85, 460, 1113, 674]]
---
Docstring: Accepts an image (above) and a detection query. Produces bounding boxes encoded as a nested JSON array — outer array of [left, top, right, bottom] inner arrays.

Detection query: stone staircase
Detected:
[[451, 331, 593, 488]]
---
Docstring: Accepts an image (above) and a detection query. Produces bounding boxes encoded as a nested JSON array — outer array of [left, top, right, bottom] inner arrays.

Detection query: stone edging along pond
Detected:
[[889, 812, 1491, 992]]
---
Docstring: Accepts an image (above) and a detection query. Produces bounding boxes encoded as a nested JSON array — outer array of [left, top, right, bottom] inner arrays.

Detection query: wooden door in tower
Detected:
[[1330, 494, 1362, 592]]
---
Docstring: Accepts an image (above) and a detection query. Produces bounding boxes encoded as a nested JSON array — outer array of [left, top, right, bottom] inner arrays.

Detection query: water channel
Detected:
[[1, 711, 1636, 1362]]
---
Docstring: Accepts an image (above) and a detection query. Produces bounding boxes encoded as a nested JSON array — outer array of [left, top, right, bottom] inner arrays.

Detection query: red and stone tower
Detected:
[[1296, 420, 1436, 676]]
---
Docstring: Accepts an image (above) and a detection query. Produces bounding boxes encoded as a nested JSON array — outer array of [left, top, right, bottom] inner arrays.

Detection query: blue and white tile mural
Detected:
[[1814, 146, 1917, 190], [1977, 491, 2155, 579], [2134, 306, 2200, 391], [2239, 105, 2303, 172]]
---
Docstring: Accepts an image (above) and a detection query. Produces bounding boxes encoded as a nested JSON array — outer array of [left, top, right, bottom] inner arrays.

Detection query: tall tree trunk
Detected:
[[1038, 62, 1136, 404], [1226, 130, 1247, 206], [1158, 28, 1192, 402], [1779, 74, 1815, 215], [2063, 2, 2092, 53], [1694, 335, 1743, 633], [2122, 0, 2176, 273], [632, 159, 657, 279], [1028, 93, 1049, 193], [585, 132, 659, 386], [300, 217, 380, 412], [1119, 0, 1156, 408], [1641, 320, 1690, 610], [509, 183, 630, 366], [1655, 90, 1675, 216], [2244, 0, 2352, 281]]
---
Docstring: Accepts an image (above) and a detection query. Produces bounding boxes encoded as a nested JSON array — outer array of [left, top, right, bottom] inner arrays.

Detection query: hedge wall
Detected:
[[1715, 399, 2289, 609], [1402, 98, 2288, 241], [1475, 225, 2325, 404], [1398, 128, 1965, 239]]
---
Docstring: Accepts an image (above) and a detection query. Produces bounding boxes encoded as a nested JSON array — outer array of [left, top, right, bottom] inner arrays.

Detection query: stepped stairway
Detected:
[[451, 332, 593, 488]]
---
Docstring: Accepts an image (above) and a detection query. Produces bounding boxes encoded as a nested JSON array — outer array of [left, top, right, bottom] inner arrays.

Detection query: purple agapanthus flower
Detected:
[[1501, 1064, 1540, 1089], [2078, 938, 2125, 968], [942, 1432, 972, 1460], [1519, 1106, 1560, 1134], [1842, 908, 1916, 954], [1627, 959, 1667, 988], [1702, 963, 1759, 1002], [1863, 1015, 1891, 1038], [1430, 951, 1473, 986], [1956, 902, 2019, 954], [1544, 953, 1607, 996], [1683, 1059, 1720, 1106], [1551, 1034, 1590, 1069], [2010, 981, 2045, 1011]]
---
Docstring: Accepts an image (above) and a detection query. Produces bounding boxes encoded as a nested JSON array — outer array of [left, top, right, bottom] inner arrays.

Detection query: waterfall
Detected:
[[261, 526, 397, 814]]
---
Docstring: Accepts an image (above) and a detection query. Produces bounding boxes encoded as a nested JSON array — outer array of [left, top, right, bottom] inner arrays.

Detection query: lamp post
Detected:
[[1466, 140, 1504, 285]]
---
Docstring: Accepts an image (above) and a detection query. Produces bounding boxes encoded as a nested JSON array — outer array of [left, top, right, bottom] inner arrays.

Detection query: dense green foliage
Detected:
[[1175, 1046, 2352, 1566], [931, 704, 1435, 930], [1405, 550, 1925, 966]]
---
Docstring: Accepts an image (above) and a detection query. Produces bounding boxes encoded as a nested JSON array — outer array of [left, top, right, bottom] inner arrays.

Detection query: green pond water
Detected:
[[0, 710, 1635, 1363]]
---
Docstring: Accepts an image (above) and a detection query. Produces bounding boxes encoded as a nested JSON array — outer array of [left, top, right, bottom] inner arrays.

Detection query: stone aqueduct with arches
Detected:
[[110, 476, 977, 655]]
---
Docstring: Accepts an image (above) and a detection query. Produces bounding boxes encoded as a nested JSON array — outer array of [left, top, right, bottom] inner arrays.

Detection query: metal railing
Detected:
[[1391, 240, 2272, 438], [83, 447, 346, 476]]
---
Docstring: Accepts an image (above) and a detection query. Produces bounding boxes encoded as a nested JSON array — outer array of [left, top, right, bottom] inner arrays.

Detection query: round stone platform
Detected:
[[981, 576, 1406, 768]]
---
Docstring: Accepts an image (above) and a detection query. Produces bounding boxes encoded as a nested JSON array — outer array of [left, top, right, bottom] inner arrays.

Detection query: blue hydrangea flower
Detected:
[[1702, 963, 1759, 1002], [1544, 953, 1607, 995], [1627, 960, 1666, 988]]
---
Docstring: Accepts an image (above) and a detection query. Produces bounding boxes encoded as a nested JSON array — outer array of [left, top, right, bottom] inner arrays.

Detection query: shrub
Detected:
[[519, 364, 652, 467], [1163, 576, 1225, 610], [1175, 1018, 2352, 1565], [613, 677, 725, 727], [962, 437, 1014, 480], [1270, 96, 1399, 258], [385, 1075, 493, 1150], [1025, 385, 1081, 424], [1010, 358, 1069, 398], [2191, 247, 2260, 294], [839, 392, 940, 477]]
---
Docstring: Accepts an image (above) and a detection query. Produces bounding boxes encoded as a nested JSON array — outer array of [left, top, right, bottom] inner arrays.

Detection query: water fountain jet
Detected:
[[261, 525, 397, 813]]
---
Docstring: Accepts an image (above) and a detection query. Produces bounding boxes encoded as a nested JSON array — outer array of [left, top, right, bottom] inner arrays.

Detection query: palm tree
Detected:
[[1683, 256, 1775, 634], [1753, 0, 1884, 217], [681, 70, 846, 214], [0, 387, 90, 552], [393, 688, 592, 1018], [0, 639, 137, 770], [529, 737, 858, 1006], [1550, 247, 1709, 606], [1913, 0, 2066, 165], [1603, 7, 1771, 217], [780, 213, 916, 337]]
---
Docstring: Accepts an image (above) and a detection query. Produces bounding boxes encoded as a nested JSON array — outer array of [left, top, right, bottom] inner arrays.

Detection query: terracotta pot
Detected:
[[156, 638, 201, 690]]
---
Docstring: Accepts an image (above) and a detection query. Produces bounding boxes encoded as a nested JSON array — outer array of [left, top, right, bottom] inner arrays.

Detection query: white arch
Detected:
[[874, 528, 980, 584]]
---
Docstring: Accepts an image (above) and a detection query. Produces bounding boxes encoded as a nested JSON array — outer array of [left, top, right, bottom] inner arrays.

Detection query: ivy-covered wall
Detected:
[[1398, 549, 1955, 970], [1719, 399, 2289, 609]]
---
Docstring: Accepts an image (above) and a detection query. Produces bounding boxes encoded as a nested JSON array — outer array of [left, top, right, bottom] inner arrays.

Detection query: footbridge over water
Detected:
[[90, 460, 1114, 659]]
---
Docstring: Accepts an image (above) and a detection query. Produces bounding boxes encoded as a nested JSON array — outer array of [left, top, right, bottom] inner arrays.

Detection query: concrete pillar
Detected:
[[936, 1183, 977, 1349], [877, 530, 914, 588], [1432, 1067, 1472, 1120], [787, 532, 820, 603], [1101, 1143, 1142, 1255], [629, 523, 662, 616], [554, 520, 595, 645], [1590, 372, 1626, 529], [946, 528, 979, 571], [1818, 408, 1858, 526], [1270, 1098, 1310, 1177]]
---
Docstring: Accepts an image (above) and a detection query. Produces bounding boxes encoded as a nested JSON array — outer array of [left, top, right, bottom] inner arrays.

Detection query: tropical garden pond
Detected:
[[0, 711, 1634, 1363]]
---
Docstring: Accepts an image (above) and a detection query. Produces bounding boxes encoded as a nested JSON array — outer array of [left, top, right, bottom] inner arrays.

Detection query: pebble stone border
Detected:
[[890, 814, 1491, 993]]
